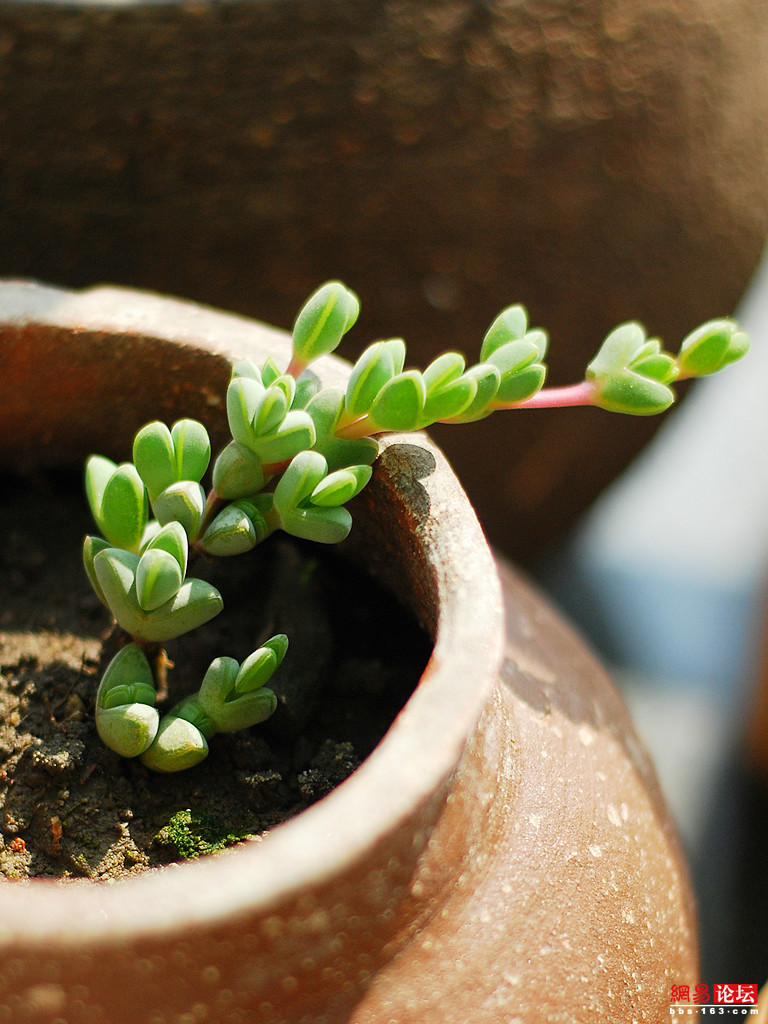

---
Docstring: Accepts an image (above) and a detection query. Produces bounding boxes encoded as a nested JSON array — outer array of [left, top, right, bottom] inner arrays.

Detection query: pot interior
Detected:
[[0, 282, 504, 943]]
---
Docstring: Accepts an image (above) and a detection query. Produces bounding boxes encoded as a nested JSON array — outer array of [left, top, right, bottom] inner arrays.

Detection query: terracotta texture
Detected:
[[1, 0, 767, 559], [0, 284, 696, 1021]]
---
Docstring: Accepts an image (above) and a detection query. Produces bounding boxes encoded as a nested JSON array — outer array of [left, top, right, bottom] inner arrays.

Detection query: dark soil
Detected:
[[0, 470, 431, 881]]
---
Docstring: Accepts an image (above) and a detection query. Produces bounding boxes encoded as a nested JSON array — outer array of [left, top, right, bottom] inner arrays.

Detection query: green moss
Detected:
[[154, 808, 253, 860]]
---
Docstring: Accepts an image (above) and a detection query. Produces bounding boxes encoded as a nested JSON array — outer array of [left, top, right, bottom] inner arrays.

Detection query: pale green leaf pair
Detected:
[[291, 281, 360, 370], [677, 319, 749, 378], [227, 374, 315, 465], [199, 497, 272, 556], [88, 544, 222, 643], [271, 450, 371, 544], [85, 456, 148, 553], [587, 323, 679, 415], [141, 637, 286, 772], [133, 419, 211, 501]]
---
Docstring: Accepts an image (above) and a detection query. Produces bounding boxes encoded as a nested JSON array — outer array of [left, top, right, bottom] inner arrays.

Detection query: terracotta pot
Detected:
[[0, 283, 696, 1022], [2, 0, 768, 561]]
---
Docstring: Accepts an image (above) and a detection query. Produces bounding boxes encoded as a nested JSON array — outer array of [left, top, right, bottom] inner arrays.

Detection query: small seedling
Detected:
[[84, 281, 748, 770]]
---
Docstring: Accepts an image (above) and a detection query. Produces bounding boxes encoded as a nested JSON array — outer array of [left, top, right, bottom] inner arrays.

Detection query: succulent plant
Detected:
[[83, 281, 749, 770]]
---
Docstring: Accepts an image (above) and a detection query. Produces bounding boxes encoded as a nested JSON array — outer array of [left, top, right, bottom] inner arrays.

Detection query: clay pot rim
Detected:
[[0, 281, 504, 945]]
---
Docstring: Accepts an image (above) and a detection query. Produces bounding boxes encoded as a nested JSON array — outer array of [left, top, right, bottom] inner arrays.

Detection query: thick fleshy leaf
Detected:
[[212, 441, 265, 500], [632, 352, 678, 384], [196, 651, 280, 732], [204, 687, 277, 734], [494, 363, 547, 405], [132, 422, 176, 500], [250, 411, 316, 464], [135, 548, 184, 611], [83, 535, 111, 606], [593, 372, 675, 416], [422, 375, 477, 424], [152, 481, 206, 540], [277, 505, 353, 544], [253, 385, 289, 436], [97, 703, 160, 759], [368, 371, 427, 432], [273, 450, 328, 510], [587, 322, 647, 379], [171, 419, 211, 483], [95, 644, 159, 758], [306, 389, 379, 470], [234, 635, 289, 694], [94, 548, 223, 642], [140, 715, 209, 772], [200, 500, 270, 556], [231, 359, 263, 383], [97, 643, 156, 707], [98, 464, 148, 552], [345, 339, 406, 418], [292, 281, 360, 366], [480, 305, 528, 361], [84, 455, 116, 528], [226, 375, 266, 448], [677, 319, 750, 377], [143, 521, 188, 575], [444, 363, 501, 423], [422, 352, 465, 391], [310, 465, 372, 507]]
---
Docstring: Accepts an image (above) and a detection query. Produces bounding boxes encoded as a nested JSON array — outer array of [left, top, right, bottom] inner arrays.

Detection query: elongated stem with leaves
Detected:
[[84, 281, 749, 771]]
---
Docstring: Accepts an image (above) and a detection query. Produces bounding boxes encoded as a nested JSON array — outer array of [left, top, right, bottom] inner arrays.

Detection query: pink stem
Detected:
[[497, 380, 597, 411]]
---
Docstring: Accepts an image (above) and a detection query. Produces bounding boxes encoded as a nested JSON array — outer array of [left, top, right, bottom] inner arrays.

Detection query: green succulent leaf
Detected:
[[306, 389, 379, 470], [480, 305, 529, 361], [200, 499, 271, 556], [83, 534, 112, 606], [85, 457, 148, 553], [282, 506, 353, 544], [231, 359, 263, 384], [259, 356, 281, 386], [677, 319, 750, 377], [422, 374, 478, 424], [135, 548, 184, 611], [292, 281, 360, 367], [422, 352, 466, 391], [84, 455, 116, 527], [587, 322, 677, 415], [310, 465, 373, 507], [152, 481, 206, 541], [443, 363, 502, 423], [95, 644, 159, 758], [211, 440, 266, 500], [234, 634, 289, 694], [171, 419, 211, 484], [143, 521, 188, 573], [487, 339, 547, 404], [94, 547, 223, 642], [253, 384, 289, 436], [273, 450, 328, 511], [251, 411, 316, 465], [226, 375, 266, 448], [345, 339, 407, 419], [367, 370, 427, 432], [140, 714, 210, 772], [272, 455, 353, 542], [132, 422, 176, 501]]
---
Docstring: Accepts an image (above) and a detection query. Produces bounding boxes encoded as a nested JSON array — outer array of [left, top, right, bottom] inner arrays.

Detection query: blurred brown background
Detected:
[[1, 0, 767, 563]]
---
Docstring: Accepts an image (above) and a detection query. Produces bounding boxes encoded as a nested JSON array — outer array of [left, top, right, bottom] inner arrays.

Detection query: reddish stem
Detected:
[[497, 380, 597, 411]]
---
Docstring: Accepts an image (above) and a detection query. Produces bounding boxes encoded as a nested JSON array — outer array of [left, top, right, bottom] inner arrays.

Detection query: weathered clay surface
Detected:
[[1, 0, 766, 558], [0, 283, 696, 1021]]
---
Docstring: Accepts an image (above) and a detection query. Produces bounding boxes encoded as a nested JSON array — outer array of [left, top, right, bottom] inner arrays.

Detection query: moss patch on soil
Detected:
[[0, 470, 431, 881]]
